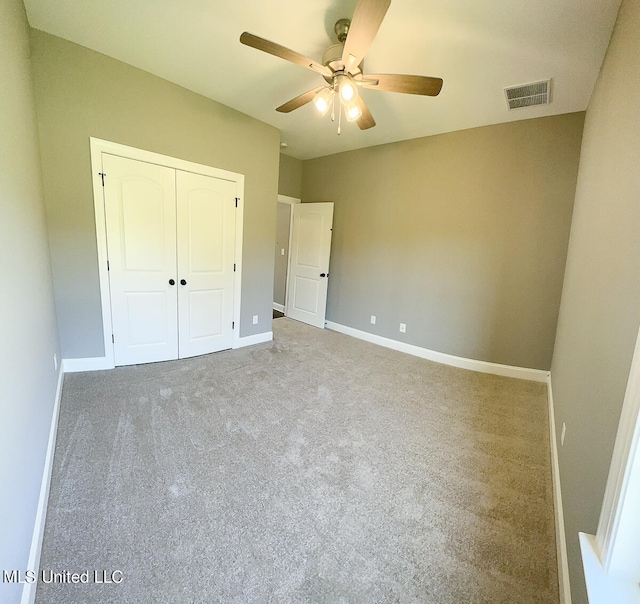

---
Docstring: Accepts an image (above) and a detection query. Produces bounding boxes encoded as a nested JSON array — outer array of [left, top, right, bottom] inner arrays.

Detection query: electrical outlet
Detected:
[[399, 323, 406, 333], [281, 248, 285, 256], [561, 422, 566, 446], [252, 315, 259, 325], [53, 353, 58, 371], [370, 315, 376, 325]]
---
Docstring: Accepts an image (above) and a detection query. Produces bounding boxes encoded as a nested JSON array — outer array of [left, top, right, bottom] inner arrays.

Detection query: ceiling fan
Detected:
[[239, 0, 443, 133]]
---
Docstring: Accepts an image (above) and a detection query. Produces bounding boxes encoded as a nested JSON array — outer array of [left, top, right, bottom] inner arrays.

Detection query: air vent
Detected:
[[504, 80, 551, 110]]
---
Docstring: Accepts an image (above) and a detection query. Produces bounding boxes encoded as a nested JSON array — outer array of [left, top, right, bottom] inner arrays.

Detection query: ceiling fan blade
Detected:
[[240, 32, 332, 77], [356, 96, 376, 130], [276, 87, 324, 113], [341, 0, 391, 74], [362, 74, 443, 96]]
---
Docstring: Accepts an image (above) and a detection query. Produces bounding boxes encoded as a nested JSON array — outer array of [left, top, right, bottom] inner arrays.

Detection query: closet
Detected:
[[103, 153, 237, 366]]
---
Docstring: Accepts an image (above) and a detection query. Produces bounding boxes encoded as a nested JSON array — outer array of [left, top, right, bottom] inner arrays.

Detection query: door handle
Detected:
[[180, 279, 187, 286], [320, 273, 328, 278], [169, 279, 175, 286]]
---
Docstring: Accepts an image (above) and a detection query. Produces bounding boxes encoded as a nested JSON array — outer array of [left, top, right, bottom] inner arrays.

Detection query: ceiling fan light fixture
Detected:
[[340, 80, 357, 102], [335, 72, 358, 103], [314, 87, 334, 115]]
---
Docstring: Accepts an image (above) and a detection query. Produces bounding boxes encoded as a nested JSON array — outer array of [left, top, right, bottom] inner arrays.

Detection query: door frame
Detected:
[[274, 195, 300, 315], [90, 137, 245, 369]]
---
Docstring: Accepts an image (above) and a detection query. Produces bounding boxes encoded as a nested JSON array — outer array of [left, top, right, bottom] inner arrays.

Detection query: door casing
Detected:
[[274, 195, 300, 313]]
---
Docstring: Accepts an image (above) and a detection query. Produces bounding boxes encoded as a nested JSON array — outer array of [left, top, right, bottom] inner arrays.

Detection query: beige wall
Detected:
[[30, 30, 280, 358], [0, 2, 60, 602], [278, 154, 303, 198], [303, 113, 584, 370], [550, 0, 640, 600]]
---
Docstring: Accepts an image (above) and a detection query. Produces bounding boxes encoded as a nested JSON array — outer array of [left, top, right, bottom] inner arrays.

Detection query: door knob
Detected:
[[180, 279, 187, 286], [169, 279, 175, 286], [320, 273, 327, 277]]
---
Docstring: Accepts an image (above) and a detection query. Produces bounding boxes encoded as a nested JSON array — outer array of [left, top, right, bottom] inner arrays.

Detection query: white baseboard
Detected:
[[325, 321, 549, 382], [62, 334, 278, 371], [62, 356, 112, 373], [20, 365, 65, 604], [547, 375, 572, 604], [273, 302, 285, 313], [236, 331, 273, 348]]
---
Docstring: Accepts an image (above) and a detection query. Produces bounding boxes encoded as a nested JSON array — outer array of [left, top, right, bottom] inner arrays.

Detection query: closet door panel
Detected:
[[103, 154, 178, 365], [177, 171, 236, 358]]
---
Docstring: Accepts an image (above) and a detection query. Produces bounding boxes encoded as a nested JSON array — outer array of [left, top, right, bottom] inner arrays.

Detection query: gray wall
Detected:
[[278, 154, 303, 199], [550, 0, 640, 601], [30, 30, 280, 358], [0, 2, 61, 602], [303, 113, 584, 370]]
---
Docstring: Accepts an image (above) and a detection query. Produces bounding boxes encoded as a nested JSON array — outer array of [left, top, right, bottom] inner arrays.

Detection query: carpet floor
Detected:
[[37, 318, 558, 603]]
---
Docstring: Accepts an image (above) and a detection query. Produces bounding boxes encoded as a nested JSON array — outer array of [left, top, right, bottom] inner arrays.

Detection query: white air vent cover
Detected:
[[504, 80, 551, 110]]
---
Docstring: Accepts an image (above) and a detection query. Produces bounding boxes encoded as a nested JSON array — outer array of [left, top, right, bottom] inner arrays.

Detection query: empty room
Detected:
[[1, 0, 639, 602]]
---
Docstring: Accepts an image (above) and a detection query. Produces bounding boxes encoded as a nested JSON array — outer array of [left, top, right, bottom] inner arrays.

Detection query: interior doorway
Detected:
[[273, 195, 300, 316], [286, 202, 334, 328], [273, 196, 334, 329]]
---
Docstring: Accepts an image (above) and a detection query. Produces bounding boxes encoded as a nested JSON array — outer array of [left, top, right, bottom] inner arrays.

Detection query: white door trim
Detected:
[[90, 137, 245, 368], [596, 324, 640, 575], [274, 196, 300, 315], [579, 324, 640, 602], [277, 194, 301, 205]]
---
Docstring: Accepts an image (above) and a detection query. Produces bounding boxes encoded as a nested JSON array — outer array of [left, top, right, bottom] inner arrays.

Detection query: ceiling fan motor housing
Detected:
[[322, 43, 363, 82], [324, 19, 363, 78], [322, 43, 345, 71]]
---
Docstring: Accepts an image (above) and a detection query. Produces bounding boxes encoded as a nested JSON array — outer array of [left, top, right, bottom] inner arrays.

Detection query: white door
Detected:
[[103, 154, 178, 365], [177, 171, 236, 358], [286, 202, 334, 328]]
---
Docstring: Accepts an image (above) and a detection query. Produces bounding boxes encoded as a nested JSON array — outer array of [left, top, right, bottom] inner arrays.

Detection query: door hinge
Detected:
[[232, 321, 235, 329], [111, 334, 114, 343], [235, 198, 239, 208], [99, 172, 106, 186], [233, 263, 236, 272], [107, 260, 110, 271]]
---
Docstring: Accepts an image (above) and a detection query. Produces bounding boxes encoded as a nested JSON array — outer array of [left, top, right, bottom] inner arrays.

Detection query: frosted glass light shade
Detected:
[[314, 87, 334, 115], [345, 100, 362, 121], [340, 80, 356, 102]]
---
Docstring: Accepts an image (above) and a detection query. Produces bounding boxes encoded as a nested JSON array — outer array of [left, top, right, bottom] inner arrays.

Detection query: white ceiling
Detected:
[[24, 0, 621, 160]]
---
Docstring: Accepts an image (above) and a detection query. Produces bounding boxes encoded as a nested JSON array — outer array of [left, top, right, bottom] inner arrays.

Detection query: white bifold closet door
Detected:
[[103, 154, 235, 366]]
